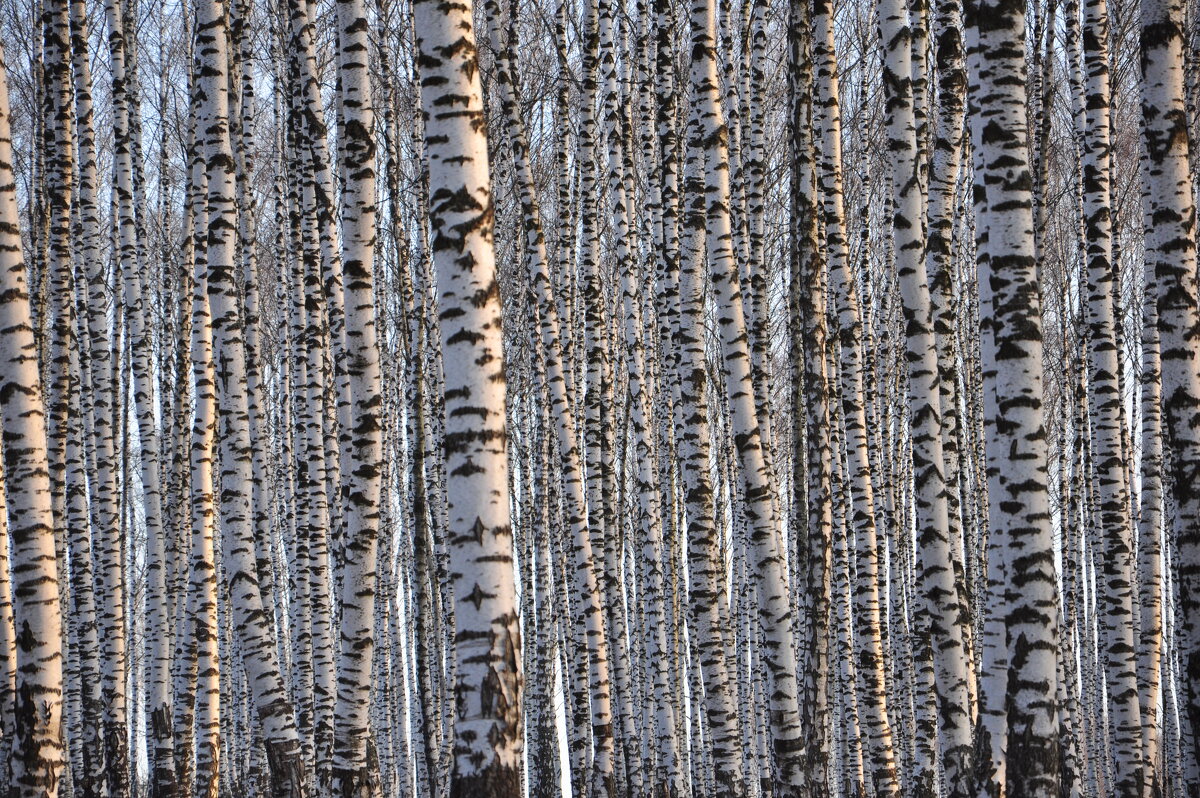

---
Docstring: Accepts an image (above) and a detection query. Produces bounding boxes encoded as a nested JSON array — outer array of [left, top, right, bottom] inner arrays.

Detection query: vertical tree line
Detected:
[[0, 0, 1195, 795]]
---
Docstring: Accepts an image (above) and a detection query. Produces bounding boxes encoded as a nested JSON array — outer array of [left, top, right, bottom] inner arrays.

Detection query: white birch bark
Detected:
[[1138, 0, 1200, 771], [690, 0, 806, 788], [812, 3, 902, 792], [189, 227, 222, 798], [413, 0, 522, 789], [330, 0, 383, 792], [877, 0, 975, 790], [69, 0, 128, 784], [194, 3, 312, 794], [677, 97, 747, 797], [0, 38, 66, 798], [1076, 0, 1143, 786], [966, 0, 1061, 791]]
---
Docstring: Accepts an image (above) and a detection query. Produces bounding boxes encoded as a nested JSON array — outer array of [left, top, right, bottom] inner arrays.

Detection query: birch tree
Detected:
[[194, 2, 311, 794], [413, 0, 522, 791], [1138, 0, 1200, 776], [967, 0, 1061, 792], [331, 0, 384, 791], [0, 0, 1196, 793], [0, 37, 66, 798]]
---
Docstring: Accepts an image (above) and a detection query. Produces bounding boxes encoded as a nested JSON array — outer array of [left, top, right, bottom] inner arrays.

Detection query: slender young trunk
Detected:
[[596, 5, 648, 789], [877, 0, 974, 790], [1138, 262, 1165, 798], [1077, 0, 1143, 788], [0, 461, 14, 788], [230, 0, 279, 696], [486, 0, 638, 792], [676, 99, 746, 795], [789, 0, 834, 787], [926, 0, 977, 770], [812, 3, 902, 793], [690, 0, 805, 788], [741, 0, 775, 459], [42, 4, 104, 794], [650, 4, 686, 793], [284, 1, 350, 605], [195, 2, 311, 795], [279, 35, 338, 763], [189, 216, 222, 798], [330, 0, 383, 790], [108, 0, 175, 791], [69, 0, 128, 785], [174, 87, 204, 798], [573, 1, 620, 792]]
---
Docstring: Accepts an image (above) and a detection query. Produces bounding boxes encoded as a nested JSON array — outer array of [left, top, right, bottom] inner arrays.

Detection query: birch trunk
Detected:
[[690, 0, 805, 788], [0, 38, 66, 798], [1077, 0, 1143, 787], [1138, 0, 1200, 771], [330, 0, 383, 791], [195, 2, 312, 794], [413, 0, 522, 790], [967, 0, 1061, 791]]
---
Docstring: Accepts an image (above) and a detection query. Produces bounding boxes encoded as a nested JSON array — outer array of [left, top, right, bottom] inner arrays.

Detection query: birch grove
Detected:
[[0, 0, 1197, 794]]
